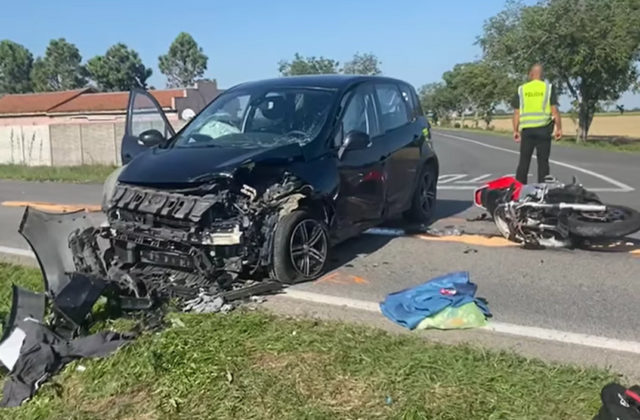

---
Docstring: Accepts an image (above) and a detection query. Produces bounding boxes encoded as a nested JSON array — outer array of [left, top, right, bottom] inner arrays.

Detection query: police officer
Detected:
[[512, 64, 562, 184]]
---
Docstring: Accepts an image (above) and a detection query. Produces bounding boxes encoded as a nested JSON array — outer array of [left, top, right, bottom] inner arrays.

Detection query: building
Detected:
[[0, 80, 222, 166]]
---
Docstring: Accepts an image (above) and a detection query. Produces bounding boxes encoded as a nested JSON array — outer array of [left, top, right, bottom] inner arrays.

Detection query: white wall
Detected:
[[0, 125, 52, 166]]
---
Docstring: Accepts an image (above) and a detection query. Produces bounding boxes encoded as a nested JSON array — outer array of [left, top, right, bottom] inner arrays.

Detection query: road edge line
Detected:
[[283, 289, 640, 355], [437, 132, 635, 192], [0, 245, 638, 352], [0, 246, 35, 258]]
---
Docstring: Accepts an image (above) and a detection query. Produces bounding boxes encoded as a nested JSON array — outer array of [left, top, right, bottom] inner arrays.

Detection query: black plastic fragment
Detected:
[[220, 280, 283, 301], [52, 273, 107, 327], [1, 286, 46, 342]]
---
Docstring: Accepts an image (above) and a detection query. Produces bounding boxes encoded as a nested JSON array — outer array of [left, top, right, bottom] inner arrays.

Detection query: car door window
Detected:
[[336, 86, 379, 146], [399, 84, 419, 121], [128, 91, 174, 138], [375, 84, 410, 132]]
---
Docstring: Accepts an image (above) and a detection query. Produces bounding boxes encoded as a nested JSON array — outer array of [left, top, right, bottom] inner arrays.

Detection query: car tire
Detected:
[[270, 209, 330, 284], [405, 164, 437, 223]]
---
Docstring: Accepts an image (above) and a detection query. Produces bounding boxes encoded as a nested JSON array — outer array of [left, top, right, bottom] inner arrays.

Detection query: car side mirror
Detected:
[[138, 129, 165, 147], [338, 130, 371, 159]]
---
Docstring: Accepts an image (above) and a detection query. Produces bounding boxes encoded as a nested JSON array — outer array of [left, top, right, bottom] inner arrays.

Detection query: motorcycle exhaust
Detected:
[[517, 202, 606, 212]]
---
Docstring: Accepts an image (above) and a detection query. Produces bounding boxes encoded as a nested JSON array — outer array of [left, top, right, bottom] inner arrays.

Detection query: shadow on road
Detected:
[[433, 199, 474, 221], [328, 234, 394, 271], [578, 237, 640, 253], [323, 199, 477, 272]]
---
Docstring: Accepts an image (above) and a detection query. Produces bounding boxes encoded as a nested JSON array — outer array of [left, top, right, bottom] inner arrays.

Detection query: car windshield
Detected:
[[172, 87, 336, 149]]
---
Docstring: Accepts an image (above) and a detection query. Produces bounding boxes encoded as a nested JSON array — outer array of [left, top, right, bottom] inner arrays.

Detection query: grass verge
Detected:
[[0, 164, 115, 184], [0, 263, 615, 419], [438, 126, 640, 153]]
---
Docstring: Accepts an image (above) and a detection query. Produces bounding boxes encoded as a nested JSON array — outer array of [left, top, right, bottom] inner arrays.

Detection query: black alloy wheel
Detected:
[[405, 165, 437, 223], [271, 210, 330, 284], [419, 171, 437, 216], [289, 219, 328, 278]]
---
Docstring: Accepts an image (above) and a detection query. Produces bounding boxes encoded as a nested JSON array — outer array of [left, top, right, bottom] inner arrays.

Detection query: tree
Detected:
[[87, 43, 152, 91], [439, 61, 516, 128], [342, 52, 382, 75], [419, 82, 457, 123], [479, 0, 640, 141], [278, 53, 340, 76], [158, 32, 208, 88], [31, 38, 87, 92], [0, 40, 33, 93]]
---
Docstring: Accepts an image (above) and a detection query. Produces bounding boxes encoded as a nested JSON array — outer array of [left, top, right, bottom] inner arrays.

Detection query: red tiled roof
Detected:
[[50, 89, 186, 113], [0, 88, 186, 115], [0, 89, 89, 115]]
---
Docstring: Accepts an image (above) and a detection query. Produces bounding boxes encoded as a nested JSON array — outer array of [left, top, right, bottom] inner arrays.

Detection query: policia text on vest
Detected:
[[512, 65, 562, 184]]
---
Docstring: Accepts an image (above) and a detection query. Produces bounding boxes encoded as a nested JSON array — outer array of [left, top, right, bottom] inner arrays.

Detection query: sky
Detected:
[[1, 0, 639, 108]]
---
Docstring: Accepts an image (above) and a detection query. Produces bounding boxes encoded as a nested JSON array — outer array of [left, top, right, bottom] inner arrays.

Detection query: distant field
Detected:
[[466, 113, 640, 138]]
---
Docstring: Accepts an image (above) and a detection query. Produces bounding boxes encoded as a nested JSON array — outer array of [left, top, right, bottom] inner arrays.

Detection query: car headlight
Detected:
[[102, 165, 125, 211]]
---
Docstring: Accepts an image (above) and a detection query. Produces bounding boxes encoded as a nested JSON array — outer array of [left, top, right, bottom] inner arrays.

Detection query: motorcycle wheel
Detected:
[[567, 205, 640, 238]]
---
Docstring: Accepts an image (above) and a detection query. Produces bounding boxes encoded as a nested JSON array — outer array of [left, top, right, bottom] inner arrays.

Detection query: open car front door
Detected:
[[121, 88, 176, 164]]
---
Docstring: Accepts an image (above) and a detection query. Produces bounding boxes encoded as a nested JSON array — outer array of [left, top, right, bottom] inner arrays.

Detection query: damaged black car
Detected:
[[88, 75, 438, 300]]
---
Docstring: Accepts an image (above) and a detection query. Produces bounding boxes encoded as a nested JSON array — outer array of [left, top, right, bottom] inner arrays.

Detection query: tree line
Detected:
[[420, 0, 640, 141], [0, 36, 383, 96], [0, 32, 208, 93], [278, 52, 382, 76]]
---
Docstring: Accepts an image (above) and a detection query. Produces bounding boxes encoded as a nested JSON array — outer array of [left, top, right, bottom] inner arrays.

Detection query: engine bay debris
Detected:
[[0, 172, 319, 406]]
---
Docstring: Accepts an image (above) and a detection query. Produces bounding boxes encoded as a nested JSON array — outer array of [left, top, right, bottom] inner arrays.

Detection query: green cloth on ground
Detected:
[[416, 302, 487, 330]]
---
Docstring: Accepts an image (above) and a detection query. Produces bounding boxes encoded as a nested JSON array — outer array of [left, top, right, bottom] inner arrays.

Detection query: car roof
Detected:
[[227, 74, 413, 92]]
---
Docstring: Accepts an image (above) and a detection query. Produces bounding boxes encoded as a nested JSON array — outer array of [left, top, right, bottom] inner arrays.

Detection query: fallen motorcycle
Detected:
[[473, 176, 640, 248]]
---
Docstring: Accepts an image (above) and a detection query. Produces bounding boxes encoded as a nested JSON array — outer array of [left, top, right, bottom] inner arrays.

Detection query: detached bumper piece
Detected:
[[1, 201, 284, 407], [0, 208, 133, 408]]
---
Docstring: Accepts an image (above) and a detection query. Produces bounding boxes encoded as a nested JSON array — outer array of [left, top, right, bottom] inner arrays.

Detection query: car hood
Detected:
[[118, 143, 307, 186]]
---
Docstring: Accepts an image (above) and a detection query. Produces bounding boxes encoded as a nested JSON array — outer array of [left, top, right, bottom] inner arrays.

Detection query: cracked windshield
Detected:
[[174, 88, 335, 149]]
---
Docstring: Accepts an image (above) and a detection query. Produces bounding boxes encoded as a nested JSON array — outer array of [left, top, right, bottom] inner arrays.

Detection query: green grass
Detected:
[[0, 164, 116, 184], [0, 263, 615, 419], [438, 126, 640, 153]]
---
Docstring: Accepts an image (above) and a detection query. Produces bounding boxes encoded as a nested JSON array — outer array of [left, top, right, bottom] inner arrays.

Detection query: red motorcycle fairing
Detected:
[[473, 176, 523, 210]]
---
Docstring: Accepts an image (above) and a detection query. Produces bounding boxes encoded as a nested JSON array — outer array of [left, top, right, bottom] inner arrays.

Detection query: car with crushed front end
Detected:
[[100, 75, 438, 298]]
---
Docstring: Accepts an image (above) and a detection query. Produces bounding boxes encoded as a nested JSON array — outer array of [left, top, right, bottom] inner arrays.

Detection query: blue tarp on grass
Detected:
[[379, 271, 491, 330]]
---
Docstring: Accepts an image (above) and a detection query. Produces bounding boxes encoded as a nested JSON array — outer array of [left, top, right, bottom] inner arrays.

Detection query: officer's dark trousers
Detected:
[[515, 124, 553, 184]]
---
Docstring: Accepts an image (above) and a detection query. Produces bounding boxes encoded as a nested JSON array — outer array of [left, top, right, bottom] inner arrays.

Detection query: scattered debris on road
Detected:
[[0, 191, 294, 406], [466, 213, 489, 222]]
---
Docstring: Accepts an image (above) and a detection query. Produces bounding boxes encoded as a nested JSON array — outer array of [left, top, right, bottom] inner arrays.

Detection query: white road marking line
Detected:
[[283, 289, 640, 355], [439, 185, 630, 192], [437, 174, 467, 184], [437, 132, 635, 192], [455, 174, 493, 184], [0, 246, 34, 258], [1, 244, 637, 353]]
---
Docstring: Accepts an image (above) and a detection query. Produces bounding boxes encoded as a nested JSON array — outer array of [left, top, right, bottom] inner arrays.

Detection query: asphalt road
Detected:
[[0, 129, 638, 375]]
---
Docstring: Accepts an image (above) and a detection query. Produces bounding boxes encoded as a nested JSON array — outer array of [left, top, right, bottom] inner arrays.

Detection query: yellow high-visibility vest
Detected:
[[518, 80, 553, 129]]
